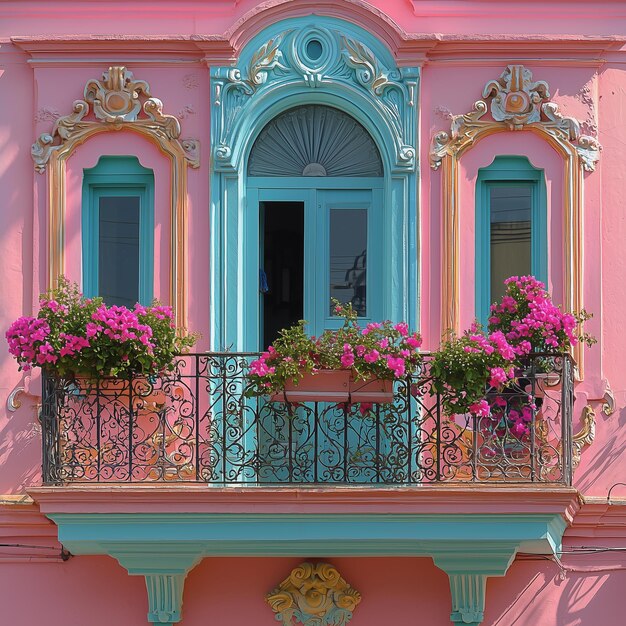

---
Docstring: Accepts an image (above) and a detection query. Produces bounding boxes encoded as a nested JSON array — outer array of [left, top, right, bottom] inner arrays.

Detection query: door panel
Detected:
[[312, 188, 382, 336], [253, 184, 386, 483], [255, 186, 382, 345]]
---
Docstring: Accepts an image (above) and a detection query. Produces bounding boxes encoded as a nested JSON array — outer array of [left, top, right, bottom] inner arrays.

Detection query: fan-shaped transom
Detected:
[[247, 105, 383, 177]]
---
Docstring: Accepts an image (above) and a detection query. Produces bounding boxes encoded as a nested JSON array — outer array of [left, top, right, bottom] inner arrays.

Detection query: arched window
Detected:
[[248, 105, 383, 177], [475, 156, 547, 322], [82, 156, 154, 306]]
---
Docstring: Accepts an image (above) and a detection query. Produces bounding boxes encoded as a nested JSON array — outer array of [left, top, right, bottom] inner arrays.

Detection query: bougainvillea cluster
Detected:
[[487, 275, 592, 353], [431, 275, 593, 437], [6, 277, 195, 377], [247, 300, 423, 396]]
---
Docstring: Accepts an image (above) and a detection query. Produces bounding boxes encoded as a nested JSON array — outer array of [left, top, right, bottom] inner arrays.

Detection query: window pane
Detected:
[[99, 196, 140, 307], [490, 185, 531, 303], [330, 208, 367, 316]]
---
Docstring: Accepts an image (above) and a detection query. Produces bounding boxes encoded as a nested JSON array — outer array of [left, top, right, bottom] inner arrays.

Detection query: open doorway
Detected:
[[260, 201, 304, 349]]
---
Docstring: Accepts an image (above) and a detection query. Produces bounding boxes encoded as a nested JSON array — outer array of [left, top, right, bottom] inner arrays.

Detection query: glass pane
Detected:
[[330, 208, 367, 316], [490, 185, 532, 303], [99, 196, 140, 307]]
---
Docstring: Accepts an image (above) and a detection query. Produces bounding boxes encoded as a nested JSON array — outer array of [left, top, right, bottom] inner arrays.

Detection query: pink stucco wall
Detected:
[[2, 1, 626, 624], [1, 548, 625, 625]]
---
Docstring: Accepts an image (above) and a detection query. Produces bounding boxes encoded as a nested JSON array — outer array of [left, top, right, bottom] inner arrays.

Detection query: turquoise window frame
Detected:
[[475, 156, 547, 323], [82, 156, 155, 305]]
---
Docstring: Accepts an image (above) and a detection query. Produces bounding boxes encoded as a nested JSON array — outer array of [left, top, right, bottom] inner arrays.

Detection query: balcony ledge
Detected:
[[27, 484, 578, 626], [29, 483, 580, 519]]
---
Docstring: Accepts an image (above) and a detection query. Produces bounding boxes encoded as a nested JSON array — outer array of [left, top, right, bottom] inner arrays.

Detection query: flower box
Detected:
[[269, 371, 394, 404], [270, 370, 351, 403], [349, 376, 394, 403]]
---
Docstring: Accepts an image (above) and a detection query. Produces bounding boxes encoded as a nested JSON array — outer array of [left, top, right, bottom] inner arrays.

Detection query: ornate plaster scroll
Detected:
[[267, 562, 361, 626], [573, 405, 596, 469], [430, 65, 601, 373], [31, 66, 200, 330], [211, 25, 418, 172]]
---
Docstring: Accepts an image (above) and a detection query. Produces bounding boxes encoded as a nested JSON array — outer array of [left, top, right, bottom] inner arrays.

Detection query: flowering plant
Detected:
[[431, 275, 593, 435], [247, 300, 422, 396], [488, 275, 594, 354], [429, 327, 516, 418], [6, 277, 196, 378]]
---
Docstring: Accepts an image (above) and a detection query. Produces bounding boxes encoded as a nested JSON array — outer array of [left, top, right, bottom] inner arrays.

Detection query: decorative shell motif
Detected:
[[84, 66, 151, 123], [483, 64, 550, 128], [429, 64, 601, 172], [267, 562, 361, 626]]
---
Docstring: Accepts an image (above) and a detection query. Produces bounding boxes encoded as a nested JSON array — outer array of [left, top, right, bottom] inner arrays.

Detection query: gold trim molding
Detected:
[[429, 65, 600, 372], [32, 66, 200, 329], [267, 562, 361, 626]]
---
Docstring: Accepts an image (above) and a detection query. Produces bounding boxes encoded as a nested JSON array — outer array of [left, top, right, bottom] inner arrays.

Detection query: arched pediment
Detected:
[[211, 17, 418, 174]]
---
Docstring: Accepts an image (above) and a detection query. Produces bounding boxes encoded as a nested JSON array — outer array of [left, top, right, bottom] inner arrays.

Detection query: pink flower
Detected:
[[386, 355, 405, 378], [406, 335, 422, 350], [364, 349, 380, 363], [341, 352, 355, 368], [394, 322, 409, 337], [469, 399, 490, 417], [488, 367, 508, 388]]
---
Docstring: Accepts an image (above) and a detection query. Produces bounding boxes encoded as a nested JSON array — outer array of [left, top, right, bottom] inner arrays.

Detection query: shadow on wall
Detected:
[[0, 375, 42, 494], [573, 401, 626, 495], [486, 556, 623, 626]]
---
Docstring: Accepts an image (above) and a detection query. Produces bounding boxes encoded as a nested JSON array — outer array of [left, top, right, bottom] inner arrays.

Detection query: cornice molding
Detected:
[[566, 499, 626, 538], [9, 33, 625, 68], [28, 484, 581, 520]]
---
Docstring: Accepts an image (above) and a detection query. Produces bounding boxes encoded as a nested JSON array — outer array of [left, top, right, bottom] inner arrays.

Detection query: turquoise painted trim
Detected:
[[475, 155, 547, 324], [210, 16, 419, 350], [82, 156, 155, 305], [47, 511, 565, 626], [447, 574, 486, 626], [48, 512, 565, 557], [248, 176, 384, 189], [145, 573, 186, 626]]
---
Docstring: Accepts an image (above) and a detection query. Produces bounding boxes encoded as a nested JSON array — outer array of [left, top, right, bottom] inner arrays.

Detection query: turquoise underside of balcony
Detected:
[[50, 512, 566, 559], [47, 511, 566, 626]]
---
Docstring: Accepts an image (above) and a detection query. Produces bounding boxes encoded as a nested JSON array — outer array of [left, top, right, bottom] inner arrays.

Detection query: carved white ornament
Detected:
[[430, 64, 601, 172], [267, 562, 361, 626]]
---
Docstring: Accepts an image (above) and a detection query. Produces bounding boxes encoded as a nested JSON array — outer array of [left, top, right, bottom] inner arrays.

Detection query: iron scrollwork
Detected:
[[41, 353, 573, 486]]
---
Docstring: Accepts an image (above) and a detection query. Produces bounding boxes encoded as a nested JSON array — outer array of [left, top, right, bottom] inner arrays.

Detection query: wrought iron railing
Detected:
[[41, 353, 574, 485]]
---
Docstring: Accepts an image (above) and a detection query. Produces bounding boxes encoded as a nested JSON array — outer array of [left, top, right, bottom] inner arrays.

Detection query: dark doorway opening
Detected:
[[260, 201, 304, 349]]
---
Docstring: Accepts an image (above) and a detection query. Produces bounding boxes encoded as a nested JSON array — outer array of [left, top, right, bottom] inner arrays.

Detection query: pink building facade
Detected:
[[1, 1, 626, 625]]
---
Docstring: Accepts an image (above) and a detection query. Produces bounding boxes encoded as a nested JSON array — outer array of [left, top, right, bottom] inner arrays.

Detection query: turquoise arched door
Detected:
[[247, 105, 384, 348], [210, 18, 418, 352]]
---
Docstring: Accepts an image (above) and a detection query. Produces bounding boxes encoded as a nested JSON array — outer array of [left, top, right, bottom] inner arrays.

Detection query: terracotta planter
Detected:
[[349, 376, 394, 403], [270, 371, 394, 403], [74, 375, 166, 406], [270, 370, 351, 403]]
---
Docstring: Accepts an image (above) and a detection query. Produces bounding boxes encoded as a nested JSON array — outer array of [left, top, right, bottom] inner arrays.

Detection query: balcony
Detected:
[[40, 353, 574, 486]]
